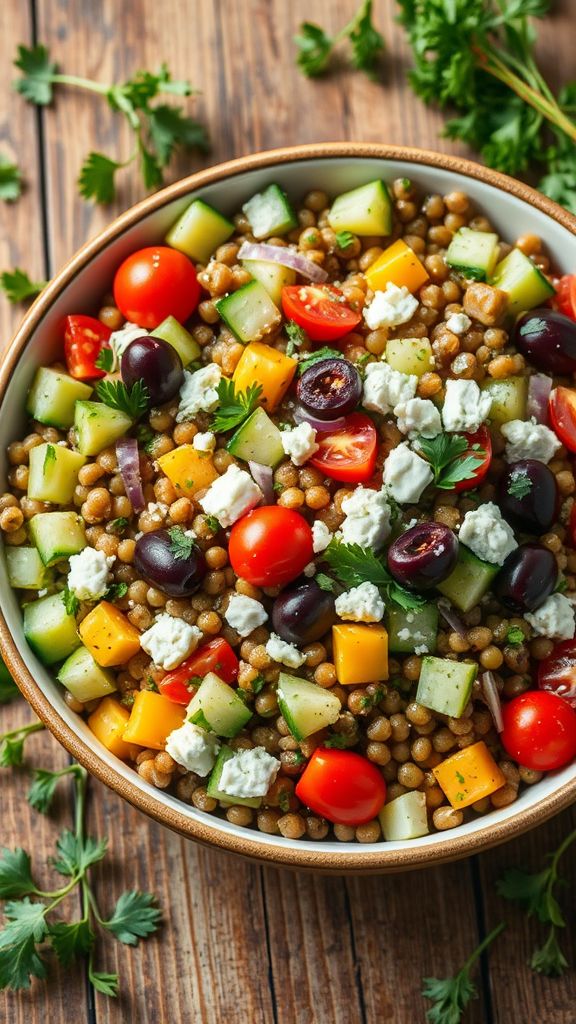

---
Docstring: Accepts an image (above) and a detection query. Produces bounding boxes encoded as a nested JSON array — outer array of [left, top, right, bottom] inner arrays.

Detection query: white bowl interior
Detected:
[[2, 154, 575, 859]]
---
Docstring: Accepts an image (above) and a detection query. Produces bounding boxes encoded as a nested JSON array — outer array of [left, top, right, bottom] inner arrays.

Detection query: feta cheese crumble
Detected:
[[363, 283, 419, 329], [362, 361, 418, 416], [441, 379, 493, 434], [265, 633, 306, 668], [67, 547, 114, 601], [394, 397, 442, 440], [459, 502, 518, 566], [445, 312, 472, 335], [165, 722, 220, 777], [219, 746, 280, 799], [280, 421, 319, 466], [200, 464, 262, 528], [501, 418, 561, 465], [383, 443, 434, 504], [225, 594, 268, 637], [193, 431, 217, 452], [109, 321, 149, 365], [176, 364, 222, 422], [312, 520, 333, 554], [335, 582, 385, 623], [140, 614, 202, 670], [146, 501, 168, 525], [526, 593, 576, 641], [340, 486, 393, 549]]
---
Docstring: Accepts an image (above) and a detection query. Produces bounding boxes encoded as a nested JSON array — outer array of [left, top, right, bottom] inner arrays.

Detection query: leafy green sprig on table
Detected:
[[0, 268, 47, 305], [422, 922, 505, 1024], [415, 433, 486, 490], [0, 154, 22, 202], [210, 379, 263, 433], [295, 0, 384, 79], [322, 539, 426, 610]]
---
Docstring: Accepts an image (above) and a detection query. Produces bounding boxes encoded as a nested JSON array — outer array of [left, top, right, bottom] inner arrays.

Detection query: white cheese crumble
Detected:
[[146, 501, 168, 525], [383, 443, 434, 504], [265, 633, 306, 668], [140, 614, 202, 670], [303, 562, 317, 577], [459, 502, 518, 566], [362, 361, 418, 416], [363, 283, 419, 330], [225, 594, 268, 637], [312, 520, 333, 554], [165, 722, 220, 777], [219, 746, 280, 799], [445, 312, 472, 335], [501, 418, 561, 465], [67, 547, 114, 601], [526, 593, 575, 641], [176, 364, 222, 422], [109, 321, 149, 366], [334, 582, 385, 623], [340, 486, 392, 550], [280, 422, 319, 466], [441, 379, 493, 434], [394, 397, 442, 440], [200, 464, 262, 528], [193, 431, 217, 452]]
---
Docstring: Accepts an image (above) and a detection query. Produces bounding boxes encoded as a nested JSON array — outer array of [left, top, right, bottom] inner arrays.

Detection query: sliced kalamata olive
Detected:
[[296, 358, 362, 420], [134, 529, 206, 597], [497, 459, 559, 534], [121, 335, 183, 407], [512, 309, 576, 375], [387, 522, 459, 591], [494, 543, 558, 613], [271, 579, 337, 645]]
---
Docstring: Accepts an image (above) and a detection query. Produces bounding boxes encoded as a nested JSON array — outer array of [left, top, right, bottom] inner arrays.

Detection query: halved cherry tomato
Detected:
[[64, 315, 112, 380], [453, 425, 493, 492], [113, 246, 201, 330], [158, 638, 239, 704], [554, 274, 576, 321], [229, 506, 313, 588], [281, 284, 362, 342], [549, 386, 576, 452], [310, 412, 377, 483], [501, 690, 576, 771], [538, 639, 576, 708], [295, 748, 386, 825]]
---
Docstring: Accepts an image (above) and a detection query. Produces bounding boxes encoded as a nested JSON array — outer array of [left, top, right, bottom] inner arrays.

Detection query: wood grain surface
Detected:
[[0, 2, 575, 1022]]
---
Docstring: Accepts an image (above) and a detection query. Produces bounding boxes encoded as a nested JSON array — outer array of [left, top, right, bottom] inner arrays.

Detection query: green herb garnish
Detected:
[[135, 424, 156, 454], [323, 540, 426, 610], [42, 444, 56, 472], [506, 626, 525, 646], [335, 230, 355, 249], [62, 588, 80, 617], [415, 433, 485, 490], [210, 378, 262, 433], [0, 154, 22, 202], [0, 268, 47, 304], [285, 320, 309, 358], [323, 733, 354, 749], [95, 378, 149, 419], [204, 515, 220, 534], [250, 675, 266, 695], [315, 572, 336, 593], [103, 583, 128, 603], [0, 722, 45, 768], [507, 469, 533, 499], [295, 0, 384, 79], [167, 526, 196, 561], [94, 346, 114, 373], [297, 346, 344, 376], [107, 517, 129, 535], [422, 921, 504, 1024]]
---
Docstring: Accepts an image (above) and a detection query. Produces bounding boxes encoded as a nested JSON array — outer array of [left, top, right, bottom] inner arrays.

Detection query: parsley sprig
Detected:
[[323, 540, 426, 610], [295, 0, 384, 79], [297, 346, 344, 377], [0, 154, 22, 202], [210, 378, 262, 433], [285, 320, 309, 358], [95, 378, 149, 420], [422, 922, 504, 1024], [415, 433, 485, 491], [168, 527, 197, 561], [0, 722, 45, 768], [507, 467, 533, 499], [0, 268, 47, 304]]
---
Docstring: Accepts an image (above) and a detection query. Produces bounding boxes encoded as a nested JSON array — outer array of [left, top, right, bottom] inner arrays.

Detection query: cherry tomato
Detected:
[[64, 315, 112, 380], [113, 246, 201, 330], [295, 748, 386, 825], [228, 506, 313, 588], [310, 412, 377, 483], [549, 387, 576, 453], [538, 640, 576, 708], [453, 426, 493, 492], [158, 638, 239, 704], [501, 690, 576, 771], [554, 275, 576, 321], [281, 284, 362, 342]]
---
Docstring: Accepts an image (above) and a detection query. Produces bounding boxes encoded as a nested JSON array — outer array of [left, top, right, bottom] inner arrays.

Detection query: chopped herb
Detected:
[[204, 515, 220, 534], [0, 722, 45, 768], [210, 378, 262, 433], [323, 733, 354, 749], [295, 0, 384, 79], [315, 572, 337, 593], [120, 693, 135, 709], [506, 626, 525, 646], [0, 268, 47, 304], [278, 789, 292, 812], [167, 527, 196, 561], [507, 469, 533, 500], [0, 153, 22, 203], [103, 583, 128, 603], [107, 517, 129, 535], [415, 433, 485, 490], [273, 482, 284, 494], [135, 424, 156, 454], [42, 444, 56, 472], [143, 676, 158, 692], [95, 378, 149, 420], [62, 588, 80, 617], [323, 540, 426, 609], [285, 319, 309, 358], [555, 577, 568, 594], [297, 346, 344, 376], [422, 922, 505, 1024], [335, 230, 355, 249], [94, 346, 114, 373], [455, 770, 465, 784], [250, 675, 265, 695]]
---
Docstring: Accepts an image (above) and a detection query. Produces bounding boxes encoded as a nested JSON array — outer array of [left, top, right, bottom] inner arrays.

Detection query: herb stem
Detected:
[[479, 47, 576, 142], [0, 721, 45, 743], [49, 73, 110, 95], [548, 827, 576, 882], [462, 921, 505, 974]]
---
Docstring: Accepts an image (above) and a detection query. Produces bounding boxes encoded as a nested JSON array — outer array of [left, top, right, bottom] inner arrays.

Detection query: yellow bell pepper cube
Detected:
[[122, 691, 186, 750], [233, 342, 297, 412], [365, 238, 429, 294], [433, 741, 506, 810], [88, 697, 133, 760], [157, 444, 219, 499], [79, 601, 141, 668], [332, 624, 389, 685]]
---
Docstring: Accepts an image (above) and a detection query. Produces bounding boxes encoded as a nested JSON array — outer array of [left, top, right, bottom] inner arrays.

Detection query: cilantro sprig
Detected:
[[295, 0, 384, 79], [210, 378, 263, 433], [0, 268, 47, 304], [422, 922, 505, 1024], [415, 433, 485, 491], [95, 378, 149, 419], [0, 154, 22, 202], [323, 540, 426, 610]]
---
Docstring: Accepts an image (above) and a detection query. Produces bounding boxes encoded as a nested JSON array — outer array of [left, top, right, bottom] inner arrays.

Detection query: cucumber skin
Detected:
[[216, 280, 281, 344], [6, 547, 52, 590], [187, 672, 252, 738], [276, 672, 341, 741], [227, 407, 285, 468], [242, 184, 297, 239], [23, 593, 81, 666], [57, 646, 117, 701], [328, 180, 392, 236], [29, 511, 87, 567], [26, 368, 92, 429], [166, 199, 234, 263], [74, 401, 132, 457], [437, 547, 499, 614], [491, 248, 555, 317], [206, 746, 262, 808], [445, 229, 499, 282]]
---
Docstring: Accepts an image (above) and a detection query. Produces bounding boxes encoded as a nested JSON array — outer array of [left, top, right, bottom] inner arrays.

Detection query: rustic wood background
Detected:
[[0, 2, 575, 1021]]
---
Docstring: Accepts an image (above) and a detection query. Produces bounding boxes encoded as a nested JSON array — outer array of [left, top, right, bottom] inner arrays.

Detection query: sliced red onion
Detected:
[[116, 437, 145, 513], [248, 461, 274, 505], [437, 597, 466, 636], [237, 241, 328, 283], [481, 670, 504, 733], [527, 373, 553, 424], [293, 404, 347, 433]]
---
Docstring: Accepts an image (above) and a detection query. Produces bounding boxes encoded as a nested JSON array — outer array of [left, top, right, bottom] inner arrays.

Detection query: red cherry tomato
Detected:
[[113, 246, 201, 330], [310, 412, 377, 483], [281, 284, 362, 342], [295, 748, 386, 825], [158, 638, 239, 704], [453, 426, 493, 492], [501, 690, 576, 771], [64, 315, 112, 380], [228, 506, 313, 588], [538, 640, 576, 708], [554, 275, 576, 320], [549, 387, 576, 453]]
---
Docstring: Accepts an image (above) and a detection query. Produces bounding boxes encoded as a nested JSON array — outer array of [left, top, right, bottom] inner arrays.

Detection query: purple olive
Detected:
[[495, 543, 558, 613], [134, 529, 206, 597], [387, 522, 459, 591], [296, 358, 361, 420], [512, 309, 576, 375], [272, 580, 337, 645], [497, 459, 559, 535], [121, 335, 183, 407]]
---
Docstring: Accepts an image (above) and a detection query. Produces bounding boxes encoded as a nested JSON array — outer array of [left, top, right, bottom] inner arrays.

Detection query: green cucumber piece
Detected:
[[74, 401, 132, 456], [215, 280, 281, 344], [446, 228, 499, 281], [6, 547, 53, 590], [28, 511, 86, 567], [328, 180, 392, 236], [379, 791, 429, 841], [480, 375, 528, 425], [276, 672, 341, 741], [187, 672, 251, 738], [416, 656, 477, 717], [166, 198, 234, 263], [386, 603, 438, 655], [57, 645, 117, 701], [206, 746, 262, 808], [27, 443, 86, 504], [23, 593, 80, 665], [437, 546, 499, 613], [153, 315, 201, 367], [242, 184, 297, 239], [491, 247, 555, 317], [242, 258, 296, 307], [27, 368, 93, 428], [227, 406, 284, 467]]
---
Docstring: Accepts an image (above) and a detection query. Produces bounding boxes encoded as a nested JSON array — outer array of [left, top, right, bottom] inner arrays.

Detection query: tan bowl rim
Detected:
[[1, 142, 576, 873]]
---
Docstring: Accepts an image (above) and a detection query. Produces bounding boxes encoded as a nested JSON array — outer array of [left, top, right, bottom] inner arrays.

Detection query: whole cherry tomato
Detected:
[[281, 284, 362, 342], [64, 315, 111, 380], [158, 638, 239, 704], [113, 246, 201, 329], [295, 748, 387, 825], [228, 506, 313, 588], [501, 690, 576, 771]]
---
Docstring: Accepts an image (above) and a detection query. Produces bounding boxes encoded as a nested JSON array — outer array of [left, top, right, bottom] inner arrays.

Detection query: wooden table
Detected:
[[0, 2, 575, 1021]]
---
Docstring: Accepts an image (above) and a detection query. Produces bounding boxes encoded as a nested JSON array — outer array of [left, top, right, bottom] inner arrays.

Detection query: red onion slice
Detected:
[[293, 404, 347, 433], [116, 437, 145, 513], [481, 670, 504, 733], [248, 461, 274, 505], [237, 241, 328, 284], [437, 598, 466, 636], [527, 373, 553, 424]]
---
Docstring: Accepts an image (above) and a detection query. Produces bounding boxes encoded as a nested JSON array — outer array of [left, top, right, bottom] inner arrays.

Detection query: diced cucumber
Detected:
[[491, 248, 555, 317], [28, 511, 86, 567], [57, 645, 117, 702], [328, 180, 392, 237], [416, 656, 477, 717], [446, 228, 499, 281], [74, 401, 132, 456], [206, 746, 262, 808], [437, 546, 499, 613], [6, 547, 53, 590], [187, 672, 252, 738], [166, 198, 234, 263], [276, 672, 341, 741], [379, 791, 429, 841], [27, 368, 93, 428], [242, 184, 297, 239], [385, 337, 433, 377], [227, 406, 285, 467], [242, 258, 296, 307], [23, 593, 80, 665], [153, 315, 201, 367], [480, 375, 528, 425], [216, 280, 281, 344], [27, 443, 86, 505], [386, 603, 438, 655]]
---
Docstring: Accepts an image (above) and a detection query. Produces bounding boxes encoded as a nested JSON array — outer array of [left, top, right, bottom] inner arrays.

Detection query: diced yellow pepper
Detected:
[[433, 741, 506, 809], [332, 624, 389, 685], [233, 342, 297, 412], [79, 601, 141, 668], [157, 444, 219, 499], [365, 239, 429, 294], [88, 697, 133, 760], [122, 691, 186, 750]]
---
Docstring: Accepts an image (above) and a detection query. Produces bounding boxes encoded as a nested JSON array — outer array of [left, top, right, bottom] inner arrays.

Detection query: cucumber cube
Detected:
[[23, 593, 81, 665], [386, 603, 438, 655], [379, 791, 429, 841], [276, 672, 341, 741], [242, 259, 296, 307], [416, 656, 477, 718], [153, 315, 201, 367], [74, 401, 132, 456], [29, 511, 86, 566], [491, 247, 555, 317], [242, 184, 297, 239], [437, 546, 499, 613], [480, 376, 528, 425], [328, 180, 392, 237], [28, 443, 86, 504], [227, 406, 285, 467], [207, 746, 262, 808], [216, 280, 281, 344], [187, 672, 252, 738], [6, 547, 53, 590], [446, 228, 499, 281], [27, 368, 93, 428], [57, 645, 117, 702], [166, 199, 234, 263]]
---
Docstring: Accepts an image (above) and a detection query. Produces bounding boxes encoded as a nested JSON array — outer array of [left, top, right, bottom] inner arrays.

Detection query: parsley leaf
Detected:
[[0, 268, 47, 304], [422, 922, 504, 1024], [13, 44, 57, 105], [324, 733, 355, 749], [102, 890, 161, 946], [507, 468, 533, 499], [49, 919, 95, 966], [104, 582, 128, 603], [315, 572, 336, 593], [335, 230, 355, 249], [135, 423, 156, 454], [204, 514, 220, 534], [416, 433, 485, 490], [0, 154, 22, 203], [168, 526, 196, 561], [51, 829, 108, 878], [285, 319, 309, 358], [294, 23, 333, 77], [297, 346, 344, 376], [0, 849, 38, 899], [107, 516, 129, 535], [62, 588, 80, 617], [43, 443, 56, 472], [89, 966, 120, 997], [295, 1, 384, 79], [148, 104, 208, 165], [0, 723, 44, 768], [95, 378, 149, 419], [78, 152, 122, 204], [0, 898, 49, 990], [348, 0, 384, 77], [323, 540, 426, 609], [210, 378, 263, 433], [94, 345, 115, 373], [506, 626, 525, 646]]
